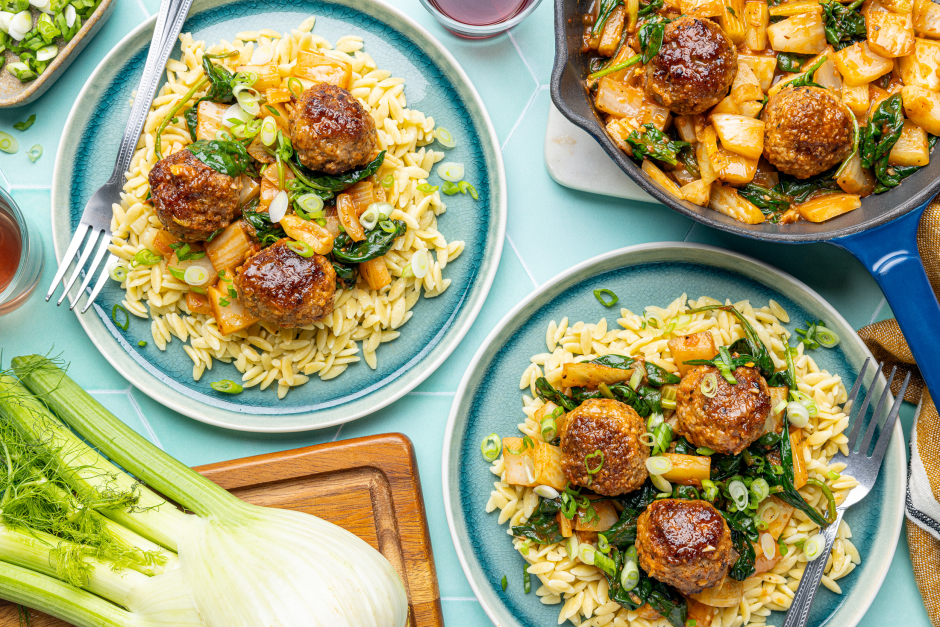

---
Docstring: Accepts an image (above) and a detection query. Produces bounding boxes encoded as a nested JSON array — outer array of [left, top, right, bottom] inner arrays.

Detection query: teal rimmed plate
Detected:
[[443, 243, 903, 627], [51, 0, 505, 432]]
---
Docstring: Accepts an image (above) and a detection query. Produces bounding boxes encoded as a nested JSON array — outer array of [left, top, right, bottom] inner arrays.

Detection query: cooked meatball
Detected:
[[636, 499, 735, 596], [676, 365, 771, 455], [559, 399, 649, 496], [234, 239, 336, 328], [289, 84, 377, 175], [644, 17, 737, 116], [761, 86, 855, 179], [148, 148, 242, 242]]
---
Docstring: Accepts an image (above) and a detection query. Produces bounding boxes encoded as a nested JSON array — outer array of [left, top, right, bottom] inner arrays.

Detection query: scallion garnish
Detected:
[[108, 264, 128, 282], [584, 450, 604, 475], [131, 249, 161, 267], [286, 240, 315, 257], [167, 266, 186, 281], [416, 183, 439, 194], [13, 114, 35, 131], [696, 447, 715, 456], [506, 435, 534, 456], [501, 575, 507, 591], [540, 416, 557, 441], [441, 180, 460, 195], [138, 340, 147, 347], [700, 372, 718, 398], [210, 380, 243, 394], [728, 479, 749, 510], [480, 433, 501, 461], [523, 564, 531, 593], [111, 304, 129, 330], [593, 288, 618, 307], [26, 144, 42, 162], [435, 126, 456, 148], [0, 131, 19, 154], [457, 180, 478, 199]]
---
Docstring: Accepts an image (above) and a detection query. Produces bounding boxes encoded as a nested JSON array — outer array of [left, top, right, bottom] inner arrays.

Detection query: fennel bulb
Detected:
[[0, 357, 408, 627]]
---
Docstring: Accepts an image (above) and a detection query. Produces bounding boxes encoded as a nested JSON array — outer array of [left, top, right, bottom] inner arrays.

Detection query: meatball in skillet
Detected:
[[234, 238, 336, 328], [644, 17, 737, 116], [289, 83, 377, 174], [559, 398, 649, 495], [676, 365, 771, 455], [761, 86, 855, 179], [148, 148, 243, 242], [636, 499, 735, 596]]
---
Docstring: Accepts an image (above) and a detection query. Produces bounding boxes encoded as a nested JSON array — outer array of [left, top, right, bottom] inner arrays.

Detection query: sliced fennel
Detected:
[[1, 356, 407, 627]]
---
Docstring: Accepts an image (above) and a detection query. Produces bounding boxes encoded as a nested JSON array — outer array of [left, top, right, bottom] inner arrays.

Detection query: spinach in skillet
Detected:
[[593, 0, 625, 35], [627, 124, 691, 167], [822, 0, 865, 50], [186, 140, 253, 177], [776, 52, 809, 73], [861, 94, 905, 189], [331, 219, 407, 264], [638, 15, 670, 63]]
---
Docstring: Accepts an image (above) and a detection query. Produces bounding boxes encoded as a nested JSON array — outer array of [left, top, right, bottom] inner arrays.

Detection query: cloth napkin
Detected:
[[860, 199, 940, 624]]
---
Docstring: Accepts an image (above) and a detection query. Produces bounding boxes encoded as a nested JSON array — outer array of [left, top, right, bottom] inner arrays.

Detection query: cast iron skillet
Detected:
[[550, 0, 940, 399]]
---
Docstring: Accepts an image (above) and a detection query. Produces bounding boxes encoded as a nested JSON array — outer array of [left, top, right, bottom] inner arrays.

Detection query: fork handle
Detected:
[[781, 508, 846, 627], [106, 0, 195, 186]]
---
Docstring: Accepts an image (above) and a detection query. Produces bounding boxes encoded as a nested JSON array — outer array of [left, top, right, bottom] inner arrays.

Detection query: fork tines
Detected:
[[45, 223, 112, 313], [844, 357, 911, 462]]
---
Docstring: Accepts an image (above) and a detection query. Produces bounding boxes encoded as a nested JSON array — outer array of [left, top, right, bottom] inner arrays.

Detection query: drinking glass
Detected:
[[419, 0, 543, 38], [0, 186, 43, 315]]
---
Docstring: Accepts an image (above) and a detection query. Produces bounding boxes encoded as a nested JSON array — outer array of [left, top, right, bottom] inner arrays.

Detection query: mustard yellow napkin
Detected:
[[857, 199, 940, 625]]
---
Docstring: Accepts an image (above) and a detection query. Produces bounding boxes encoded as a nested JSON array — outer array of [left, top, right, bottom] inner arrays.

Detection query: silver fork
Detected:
[[46, 0, 195, 313], [782, 357, 910, 627]]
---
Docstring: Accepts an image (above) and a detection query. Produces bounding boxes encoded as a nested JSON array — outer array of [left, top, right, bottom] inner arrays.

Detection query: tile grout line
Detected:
[[681, 222, 696, 242], [500, 85, 545, 153], [9, 185, 51, 190], [125, 389, 165, 450], [441, 597, 480, 602], [505, 233, 539, 288], [87, 389, 133, 394], [408, 391, 456, 396], [506, 31, 542, 90], [868, 297, 887, 325]]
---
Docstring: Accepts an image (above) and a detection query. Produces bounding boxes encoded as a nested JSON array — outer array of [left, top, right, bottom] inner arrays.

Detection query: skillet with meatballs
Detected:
[[142, 53, 404, 335], [490, 304, 840, 626], [583, 0, 939, 226]]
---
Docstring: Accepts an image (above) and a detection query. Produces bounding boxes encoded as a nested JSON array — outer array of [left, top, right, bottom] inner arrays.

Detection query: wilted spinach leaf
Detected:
[[627, 123, 690, 166], [861, 94, 904, 188], [186, 139, 252, 177], [822, 0, 865, 50], [331, 219, 407, 264], [289, 151, 386, 192]]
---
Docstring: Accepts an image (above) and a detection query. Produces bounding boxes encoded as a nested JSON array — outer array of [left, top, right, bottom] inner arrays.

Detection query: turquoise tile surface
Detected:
[[0, 0, 930, 625]]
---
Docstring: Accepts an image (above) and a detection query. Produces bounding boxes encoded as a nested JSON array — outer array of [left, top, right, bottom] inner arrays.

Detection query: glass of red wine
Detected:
[[0, 186, 43, 315], [419, 0, 542, 38]]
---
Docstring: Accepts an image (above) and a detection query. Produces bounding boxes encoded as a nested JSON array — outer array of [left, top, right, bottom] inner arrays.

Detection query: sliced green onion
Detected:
[[578, 543, 596, 565], [620, 559, 639, 592], [233, 85, 262, 116], [481, 433, 501, 461], [223, 102, 254, 129], [827, 470, 841, 480], [700, 372, 718, 398], [803, 533, 825, 561], [778, 536, 789, 556], [520, 539, 531, 555], [131, 249, 161, 267], [138, 340, 147, 347], [111, 304, 129, 331], [565, 535, 579, 559], [772, 400, 788, 415], [814, 326, 839, 348], [598, 534, 610, 554], [458, 180, 479, 199], [287, 77, 303, 97], [652, 422, 672, 455], [534, 485, 559, 499], [760, 532, 776, 558], [0, 130, 19, 153], [214, 129, 234, 142], [184, 266, 210, 286], [381, 173, 394, 188], [593, 550, 616, 577], [410, 248, 430, 279], [167, 266, 186, 281], [286, 240, 315, 257], [210, 380, 243, 394], [501, 575, 507, 591], [417, 183, 439, 194], [260, 116, 278, 146], [696, 447, 715, 456], [650, 474, 672, 493], [437, 161, 465, 182], [646, 456, 673, 475], [585, 450, 604, 475], [36, 44, 57, 62], [661, 384, 677, 410], [647, 412, 664, 432], [598, 382, 615, 399], [786, 401, 810, 428], [233, 70, 258, 87], [805, 477, 838, 523], [701, 479, 718, 502], [296, 193, 325, 216], [523, 563, 531, 593], [728, 479, 749, 510], [435, 126, 456, 148], [379, 219, 396, 233], [791, 390, 819, 416], [540, 416, 557, 441], [441, 180, 460, 195], [593, 288, 618, 307], [26, 144, 41, 162], [750, 478, 770, 502], [13, 114, 35, 131], [359, 202, 392, 231], [108, 264, 128, 282], [507, 435, 534, 456]]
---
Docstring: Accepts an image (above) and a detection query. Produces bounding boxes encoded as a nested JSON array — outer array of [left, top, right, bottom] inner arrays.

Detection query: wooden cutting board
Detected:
[[0, 433, 443, 627]]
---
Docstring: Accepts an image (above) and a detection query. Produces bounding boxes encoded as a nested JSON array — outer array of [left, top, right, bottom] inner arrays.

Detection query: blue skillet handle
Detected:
[[832, 202, 940, 401]]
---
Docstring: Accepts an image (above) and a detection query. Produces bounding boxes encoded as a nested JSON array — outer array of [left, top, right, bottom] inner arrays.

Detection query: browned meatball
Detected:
[[289, 84, 377, 174], [559, 399, 649, 496], [148, 149, 242, 242], [644, 17, 737, 116], [636, 499, 735, 596], [761, 86, 855, 179], [234, 239, 336, 328], [676, 365, 771, 455]]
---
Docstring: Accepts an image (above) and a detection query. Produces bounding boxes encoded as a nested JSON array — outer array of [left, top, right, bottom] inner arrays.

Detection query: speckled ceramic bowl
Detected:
[[51, 0, 505, 432], [444, 242, 903, 627], [0, 0, 115, 108]]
